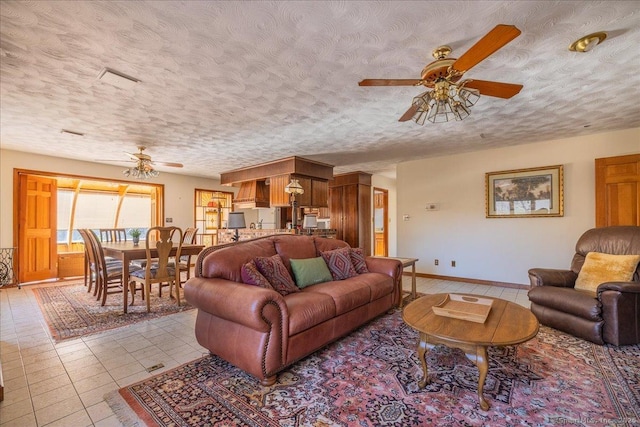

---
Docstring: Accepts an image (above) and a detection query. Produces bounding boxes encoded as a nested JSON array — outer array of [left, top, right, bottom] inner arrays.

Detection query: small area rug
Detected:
[[32, 280, 194, 341], [106, 310, 640, 427]]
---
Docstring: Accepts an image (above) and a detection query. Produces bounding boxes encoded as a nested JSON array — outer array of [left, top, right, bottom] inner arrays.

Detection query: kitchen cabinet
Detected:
[[269, 174, 328, 208], [329, 172, 372, 255]]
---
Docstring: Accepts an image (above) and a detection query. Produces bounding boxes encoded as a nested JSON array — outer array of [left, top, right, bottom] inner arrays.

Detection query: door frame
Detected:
[[373, 187, 389, 257]]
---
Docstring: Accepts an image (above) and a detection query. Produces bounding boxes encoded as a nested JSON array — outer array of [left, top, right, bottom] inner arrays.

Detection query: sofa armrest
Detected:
[[184, 277, 288, 333], [366, 257, 403, 306], [366, 257, 402, 276], [598, 281, 640, 346], [528, 268, 577, 288], [598, 281, 640, 294]]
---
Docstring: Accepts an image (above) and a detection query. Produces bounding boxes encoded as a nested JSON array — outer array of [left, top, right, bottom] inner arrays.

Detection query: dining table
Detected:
[[101, 240, 205, 312]]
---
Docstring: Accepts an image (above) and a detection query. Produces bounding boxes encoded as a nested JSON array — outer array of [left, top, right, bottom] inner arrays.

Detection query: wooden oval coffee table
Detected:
[[402, 293, 539, 410]]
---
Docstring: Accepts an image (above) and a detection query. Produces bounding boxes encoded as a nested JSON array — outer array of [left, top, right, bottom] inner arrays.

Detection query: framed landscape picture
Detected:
[[486, 165, 564, 218]]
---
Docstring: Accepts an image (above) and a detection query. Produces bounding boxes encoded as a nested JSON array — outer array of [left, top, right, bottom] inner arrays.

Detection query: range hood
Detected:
[[233, 180, 270, 209]]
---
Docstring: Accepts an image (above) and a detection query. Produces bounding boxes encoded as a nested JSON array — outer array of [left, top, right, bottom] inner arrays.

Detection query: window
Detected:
[[56, 179, 158, 246]]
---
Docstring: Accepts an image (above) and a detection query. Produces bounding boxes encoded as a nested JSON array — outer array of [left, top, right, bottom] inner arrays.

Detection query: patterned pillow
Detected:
[[350, 248, 369, 274], [321, 247, 358, 280], [254, 255, 299, 296], [241, 260, 273, 290]]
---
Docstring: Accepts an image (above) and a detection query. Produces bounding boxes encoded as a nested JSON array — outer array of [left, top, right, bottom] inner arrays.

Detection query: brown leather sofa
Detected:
[[528, 226, 640, 346], [184, 234, 402, 385]]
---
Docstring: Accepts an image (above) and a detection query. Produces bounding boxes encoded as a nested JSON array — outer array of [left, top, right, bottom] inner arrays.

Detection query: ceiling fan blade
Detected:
[[152, 161, 183, 168], [452, 24, 521, 73], [98, 159, 136, 163], [462, 80, 523, 98], [398, 104, 419, 122], [125, 152, 140, 160], [359, 79, 422, 86]]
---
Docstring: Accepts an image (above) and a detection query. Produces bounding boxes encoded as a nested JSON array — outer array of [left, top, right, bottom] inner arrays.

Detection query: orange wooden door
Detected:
[[373, 188, 389, 257], [595, 154, 640, 227], [18, 174, 57, 282]]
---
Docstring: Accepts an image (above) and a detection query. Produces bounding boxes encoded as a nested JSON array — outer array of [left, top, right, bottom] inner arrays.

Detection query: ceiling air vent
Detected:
[[60, 129, 84, 136], [97, 67, 140, 90]]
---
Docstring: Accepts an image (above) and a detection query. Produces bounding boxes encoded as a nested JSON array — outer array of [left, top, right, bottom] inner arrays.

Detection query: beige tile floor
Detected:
[[0, 276, 531, 426]]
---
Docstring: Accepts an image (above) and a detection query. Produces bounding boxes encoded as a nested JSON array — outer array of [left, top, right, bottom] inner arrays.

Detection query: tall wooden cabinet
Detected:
[[329, 172, 372, 255]]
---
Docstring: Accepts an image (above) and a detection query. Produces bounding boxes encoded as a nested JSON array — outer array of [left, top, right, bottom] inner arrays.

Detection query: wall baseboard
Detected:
[[404, 272, 529, 290]]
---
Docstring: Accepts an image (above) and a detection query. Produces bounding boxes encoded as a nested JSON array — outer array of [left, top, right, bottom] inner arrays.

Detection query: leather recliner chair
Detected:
[[528, 226, 640, 346]]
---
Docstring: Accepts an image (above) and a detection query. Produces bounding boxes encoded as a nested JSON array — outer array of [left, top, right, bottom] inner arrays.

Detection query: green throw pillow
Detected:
[[290, 257, 333, 288]]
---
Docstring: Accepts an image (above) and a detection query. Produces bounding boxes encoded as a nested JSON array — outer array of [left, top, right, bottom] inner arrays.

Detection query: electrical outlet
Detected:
[[434, 259, 439, 265], [166, 218, 173, 223], [403, 215, 410, 221], [451, 260, 456, 267]]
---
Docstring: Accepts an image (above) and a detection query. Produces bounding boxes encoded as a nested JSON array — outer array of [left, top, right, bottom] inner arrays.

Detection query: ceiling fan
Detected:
[[359, 24, 523, 124], [102, 146, 183, 179]]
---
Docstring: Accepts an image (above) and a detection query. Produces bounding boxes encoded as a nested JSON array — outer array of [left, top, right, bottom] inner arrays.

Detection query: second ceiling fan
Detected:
[[359, 24, 523, 124]]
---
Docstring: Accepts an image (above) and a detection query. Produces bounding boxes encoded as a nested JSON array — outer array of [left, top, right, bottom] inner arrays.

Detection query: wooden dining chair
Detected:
[[78, 229, 98, 295], [128, 226, 183, 313], [99, 228, 127, 242], [177, 227, 198, 286], [87, 230, 140, 308]]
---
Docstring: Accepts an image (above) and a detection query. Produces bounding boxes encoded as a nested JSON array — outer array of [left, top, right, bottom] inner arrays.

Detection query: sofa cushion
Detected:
[[575, 252, 640, 293], [241, 260, 273, 290], [290, 257, 333, 289], [313, 236, 349, 254], [201, 238, 276, 281], [321, 247, 358, 280], [304, 278, 371, 315], [274, 235, 318, 273], [360, 272, 395, 301], [254, 255, 299, 296], [285, 291, 336, 335], [350, 248, 369, 274]]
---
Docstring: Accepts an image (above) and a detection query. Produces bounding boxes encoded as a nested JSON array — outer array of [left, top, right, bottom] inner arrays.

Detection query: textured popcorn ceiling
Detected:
[[1, 1, 639, 179]]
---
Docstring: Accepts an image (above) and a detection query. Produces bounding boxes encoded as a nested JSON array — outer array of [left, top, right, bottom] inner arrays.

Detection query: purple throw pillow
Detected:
[[254, 255, 299, 296], [350, 248, 369, 274], [241, 260, 273, 290], [321, 247, 358, 280]]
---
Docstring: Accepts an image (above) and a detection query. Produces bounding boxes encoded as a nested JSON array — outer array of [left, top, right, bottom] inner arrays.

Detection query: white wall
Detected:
[[397, 127, 640, 285], [0, 149, 230, 247], [372, 174, 398, 257]]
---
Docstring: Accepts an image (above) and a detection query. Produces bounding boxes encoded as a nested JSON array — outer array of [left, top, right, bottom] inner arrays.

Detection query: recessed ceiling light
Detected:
[[97, 67, 140, 90], [60, 129, 84, 136], [569, 32, 607, 52]]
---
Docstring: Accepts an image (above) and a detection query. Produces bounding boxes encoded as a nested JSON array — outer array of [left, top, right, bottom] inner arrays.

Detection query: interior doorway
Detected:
[[373, 187, 389, 256], [595, 153, 640, 227]]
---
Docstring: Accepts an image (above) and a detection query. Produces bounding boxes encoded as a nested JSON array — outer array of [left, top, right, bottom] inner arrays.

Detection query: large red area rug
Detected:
[[32, 280, 194, 341], [106, 310, 640, 426]]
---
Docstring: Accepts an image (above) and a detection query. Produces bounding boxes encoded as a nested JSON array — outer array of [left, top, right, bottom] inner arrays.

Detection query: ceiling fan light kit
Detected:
[[123, 163, 160, 180], [114, 146, 183, 180], [411, 81, 480, 124], [359, 24, 523, 125]]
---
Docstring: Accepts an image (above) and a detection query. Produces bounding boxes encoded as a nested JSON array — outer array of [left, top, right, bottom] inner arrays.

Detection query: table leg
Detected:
[[145, 282, 151, 313], [474, 345, 490, 410], [122, 255, 130, 314], [417, 332, 430, 388], [411, 263, 416, 300]]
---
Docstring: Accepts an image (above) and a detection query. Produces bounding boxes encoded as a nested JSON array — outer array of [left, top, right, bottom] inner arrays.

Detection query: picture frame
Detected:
[[486, 165, 564, 218]]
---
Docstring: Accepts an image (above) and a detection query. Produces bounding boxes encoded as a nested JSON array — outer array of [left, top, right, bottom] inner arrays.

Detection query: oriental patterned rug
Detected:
[[105, 310, 640, 427], [32, 280, 194, 341]]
